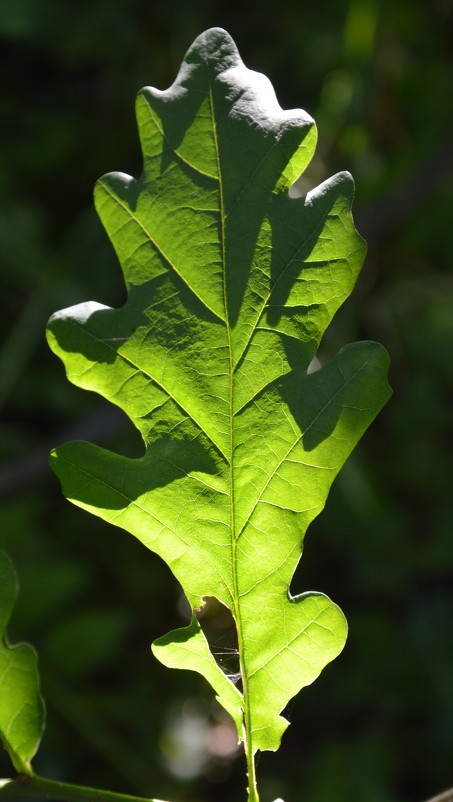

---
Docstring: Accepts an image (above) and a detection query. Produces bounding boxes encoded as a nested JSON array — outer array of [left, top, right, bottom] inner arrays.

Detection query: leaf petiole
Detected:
[[245, 751, 260, 802]]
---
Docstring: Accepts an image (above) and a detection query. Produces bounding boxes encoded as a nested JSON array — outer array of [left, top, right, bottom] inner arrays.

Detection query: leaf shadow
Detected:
[[275, 341, 377, 452], [49, 268, 223, 368]]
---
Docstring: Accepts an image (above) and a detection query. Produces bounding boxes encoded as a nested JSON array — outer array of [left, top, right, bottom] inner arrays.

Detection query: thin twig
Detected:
[[0, 775, 169, 802], [357, 139, 452, 242]]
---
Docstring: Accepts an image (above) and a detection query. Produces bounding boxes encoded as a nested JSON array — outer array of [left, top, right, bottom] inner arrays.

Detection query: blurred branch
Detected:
[[0, 406, 126, 498], [44, 672, 157, 795], [357, 139, 452, 242], [0, 285, 51, 411]]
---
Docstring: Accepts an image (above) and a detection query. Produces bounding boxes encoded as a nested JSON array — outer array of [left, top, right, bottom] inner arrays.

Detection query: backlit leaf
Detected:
[[47, 26, 391, 774]]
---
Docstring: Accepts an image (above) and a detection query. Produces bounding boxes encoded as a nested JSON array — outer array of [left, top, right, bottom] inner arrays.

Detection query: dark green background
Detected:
[[0, 1, 452, 800]]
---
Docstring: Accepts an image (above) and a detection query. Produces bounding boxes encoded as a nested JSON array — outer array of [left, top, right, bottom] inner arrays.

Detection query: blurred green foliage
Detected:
[[0, 1, 452, 801]]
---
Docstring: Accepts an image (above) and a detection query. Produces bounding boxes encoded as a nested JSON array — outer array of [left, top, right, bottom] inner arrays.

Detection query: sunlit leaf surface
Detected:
[[47, 28, 391, 758]]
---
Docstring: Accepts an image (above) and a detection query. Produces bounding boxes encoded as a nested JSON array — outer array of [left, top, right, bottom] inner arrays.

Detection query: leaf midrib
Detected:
[[206, 69, 250, 745]]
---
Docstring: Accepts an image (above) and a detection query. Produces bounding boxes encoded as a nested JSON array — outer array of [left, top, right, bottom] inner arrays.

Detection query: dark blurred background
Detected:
[[0, 1, 452, 801]]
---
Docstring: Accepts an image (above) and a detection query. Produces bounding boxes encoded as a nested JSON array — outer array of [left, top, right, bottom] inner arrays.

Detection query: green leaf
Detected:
[[0, 552, 45, 774], [46, 24, 391, 769], [153, 614, 243, 734]]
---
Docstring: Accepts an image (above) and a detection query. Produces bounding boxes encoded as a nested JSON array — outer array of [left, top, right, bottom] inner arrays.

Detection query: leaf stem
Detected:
[[245, 748, 259, 802], [0, 775, 169, 802]]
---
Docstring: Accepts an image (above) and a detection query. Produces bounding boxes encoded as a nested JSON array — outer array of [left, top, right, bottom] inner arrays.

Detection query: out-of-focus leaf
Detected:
[[0, 552, 45, 774]]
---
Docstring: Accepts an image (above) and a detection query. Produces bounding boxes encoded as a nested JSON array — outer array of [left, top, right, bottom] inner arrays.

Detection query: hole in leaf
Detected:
[[197, 597, 241, 690]]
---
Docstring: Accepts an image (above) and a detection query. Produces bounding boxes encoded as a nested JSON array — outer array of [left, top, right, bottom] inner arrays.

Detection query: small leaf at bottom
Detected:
[[0, 552, 45, 774]]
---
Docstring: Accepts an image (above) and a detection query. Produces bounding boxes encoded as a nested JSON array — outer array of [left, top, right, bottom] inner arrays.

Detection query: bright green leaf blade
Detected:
[[0, 552, 45, 774], [47, 27, 391, 756], [242, 592, 347, 749], [152, 614, 243, 736]]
